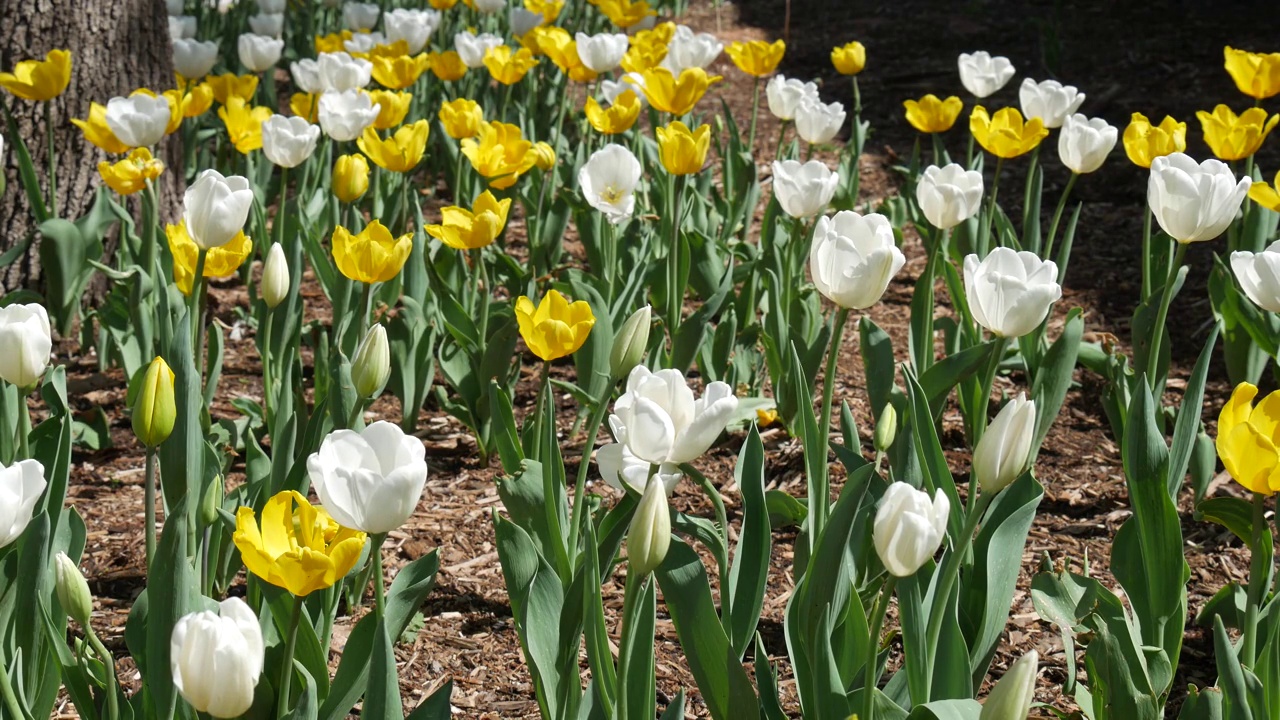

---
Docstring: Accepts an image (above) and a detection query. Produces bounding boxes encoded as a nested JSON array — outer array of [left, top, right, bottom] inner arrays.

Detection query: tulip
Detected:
[[313, 30, 351, 54], [319, 89, 380, 141], [598, 0, 656, 28], [0, 459, 45, 549], [1232, 241, 1280, 313], [1018, 78, 1085, 129], [308, 421, 427, 534], [772, 159, 839, 219], [656, 121, 710, 175], [627, 474, 672, 577], [537, 28, 591, 81], [357, 120, 429, 173], [0, 304, 51, 391], [343, 2, 381, 30], [182, 170, 254, 248], [173, 39, 219, 81], [205, 73, 259, 105], [105, 94, 171, 149], [662, 25, 722, 74], [426, 191, 511, 250], [170, 597, 264, 718], [234, 490, 367, 595], [795, 97, 846, 145], [1224, 46, 1280, 101], [98, 148, 165, 196], [455, 31, 505, 68], [979, 650, 1039, 720], [238, 33, 283, 73], [874, 403, 897, 453], [147, 89, 184, 135], [249, 12, 284, 37], [831, 41, 866, 76], [1123, 112, 1186, 169], [166, 0, 185, 14], [873, 482, 950, 577], [439, 98, 484, 139], [576, 32, 630, 73], [170, 84, 214, 119], [809, 211, 906, 309], [1251, 172, 1280, 213], [0, 49, 71, 102], [385, 8, 440, 54], [515, 289, 595, 362], [317, 51, 373, 92], [474, 0, 505, 13], [429, 51, 468, 81], [969, 106, 1048, 159], [634, 67, 721, 116], [169, 16, 196, 41], [261, 115, 320, 168], [461, 121, 537, 189], [483, 46, 539, 85], [132, 356, 176, 449], [370, 53, 430, 90], [610, 305, 652, 380], [903, 94, 964, 134], [1218, 382, 1280, 495], [602, 75, 647, 107], [585, 92, 642, 134], [72, 103, 130, 154], [54, 552, 93, 627], [726, 39, 785, 77], [620, 34, 665, 75], [333, 153, 371, 203], [510, 7, 542, 38], [972, 393, 1036, 494], [532, 141, 556, 171], [259, 0, 286, 13], [218, 97, 273, 154], [525, 0, 563, 22], [578, 143, 642, 224], [166, 222, 254, 296], [1057, 113, 1117, 174], [1148, 153, 1250, 244], [332, 220, 413, 284], [261, 243, 289, 309], [916, 163, 984, 230], [766, 75, 819, 122], [1197, 104, 1279, 161], [957, 51, 1015, 99], [964, 247, 1062, 338]]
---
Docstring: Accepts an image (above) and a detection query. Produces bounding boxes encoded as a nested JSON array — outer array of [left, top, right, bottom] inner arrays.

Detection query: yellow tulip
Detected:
[[333, 154, 371, 203], [234, 490, 367, 597], [1224, 46, 1280, 101], [484, 46, 539, 85], [166, 221, 254, 296], [332, 220, 413, 284], [173, 83, 215, 119], [635, 67, 722, 116], [365, 89, 413, 129], [831, 41, 866, 76], [439, 98, 484, 139], [218, 97, 273, 154], [371, 53, 431, 89], [903, 94, 963, 134], [72, 103, 130, 155], [429, 0, 459, 9], [515, 289, 595, 362], [290, 92, 321, 122], [98, 148, 165, 196], [426, 191, 512, 250], [132, 356, 176, 449], [634, 22, 676, 45], [1196, 104, 1279, 161], [364, 41, 412, 61], [969, 106, 1048, 159], [532, 141, 556, 171], [315, 31, 354, 54], [1250, 172, 1280, 213], [756, 407, 779, 428], [205, 73, 259, 105], [1217, 383, 1280, 495], [538, 28, 598, 82], [357, 120, 430, 172], [1122, 112, 1186, 168], [428, 51, 468, 81], [597, 0, 656, 28], [656, 121, 711, 175], [0, 49, 71, 101], [726, 39, 785, 78], [461, 121, 537, 189], [585, 92, 641, 134], [525, 0, 564, 22], [620, 35, 668, 74]]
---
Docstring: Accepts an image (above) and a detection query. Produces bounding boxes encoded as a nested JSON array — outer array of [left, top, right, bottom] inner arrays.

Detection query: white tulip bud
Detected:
[[979, 650, 1039, 720], [610, 305, 652, 379], [0, 303, 52, 390], [873, 482, 950, 577], [1232, 241, 1280, 313], [171, 597, 264, 718], [627, 474, 671, 577], [972, 393, 1036, 494], [351, 324, 390, 399], [261, 243, 289, 309], [54, 552, 93, 627], [874, 403, 897, 453]]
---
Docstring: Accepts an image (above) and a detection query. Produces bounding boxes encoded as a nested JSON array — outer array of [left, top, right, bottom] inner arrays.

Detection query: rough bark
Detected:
[[0, 0, 181, 293]]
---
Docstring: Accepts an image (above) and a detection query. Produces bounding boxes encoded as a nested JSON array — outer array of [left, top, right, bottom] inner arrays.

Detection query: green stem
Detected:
[[371, 533, 388, 618], [666, 175, 685, 348], [567, 380, 616, 564], [747, 77, 761, 152], [46, 101, 56, 217], [1242, 492, 1268, 667], [1145, 242, 1188, 386], [923, 492, 991, 697], [14, 388, 30, 462], [262, 309, 275, 427], [86, 630, 120, 720], [813, 308, 850, 546], [276, 595, 306, 717], [358, 280, 373, 341], [0, 659, 26, 720], [1140, 210, 1154, 300], [982, 157, 1004, 255], [476, 249, 491, 342], [144, 449, 157, 571], [275, 166, 289, 250], [1043, 172, 1078, 261], [860, 576, 897, 720], [190, 248, 208, 356], [971, 335, 1009, 448], [773, 120, 790, 161]]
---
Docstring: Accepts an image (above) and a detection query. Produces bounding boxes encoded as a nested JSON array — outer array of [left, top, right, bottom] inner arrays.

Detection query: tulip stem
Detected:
[[144, 449, 157, 571], [747, 77, 761, 153], [45, 100, 56, 217], [0, 656, 26, 720], [372, 533, 388, 618], [1145, 241, 1187, 388], [1140, 210, 1154, 300], [923, 490, 991, 699], [262, 309, 275, 427], [861, 576, 897, 720], [666, 175, 685, 350], [1242, 492, 1268, 667], [1043, 172, 1078, 263], [773, 120, 790, 162], [14, 388, 31, 462], [813, 308, 850, 545], [568, 380, 617, 563], [982, 157, 1004, 255], [190, 248, 208, 359], [86, 628, 120, 720], [970, 335, 1009, 448], [277, 594, 306, 717]]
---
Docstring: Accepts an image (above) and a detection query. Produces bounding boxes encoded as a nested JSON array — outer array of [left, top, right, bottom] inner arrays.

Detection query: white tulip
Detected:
[[351, 324, 391, 399], [980, 650, 1039, 720], [385, 9, 441, 54], [290, 59, 324, 94], [957, 51, 1015, 99], [318, 89, 380, 141], [602, 74, 647, 107], [874, 482, 950, 577], [343, 31, 386, 55], [261, 243, 289, 310], [916, 163, 984, 230], [166, 0, 186, 15], [597, 443, 683, 495], [307, 421, 428, 534], [343, 2, 381, 31], [1018, 78, 1084, 129], [214, 0, 238, 13], [257, 0, 286, 12], [170, 597, 264, 719], [661, 25, 722, 73], [509, 7, 542, 38], [809, 211, 906, 309], [105, 94, 171, 149], [0, 304, 51, 390], [1148, 152, 1251, 244], [0, 459, 45, 549], [261, 115, 321, 168], [766, 74, 819, 122], [1057, 113, 1116, 174], [795, 96, 846, 145], [576, 32, 629, 73], [168, 15, 198, 41], [248, 12, 284, 37], [972, 393, 1036, 494], [317, 51, 373, 92], [183, 170, 254, 250], [237, 33, 283, 73], [454, 31, 504, 68], [1233, 241, 1280, 313], [771, 159, 839, 219], [578, 143, 642, 225], [474, 0, 506, 13], [627, 474, 672, 576], [963, 247, 1062, 338], [173, 38, 219, 80]]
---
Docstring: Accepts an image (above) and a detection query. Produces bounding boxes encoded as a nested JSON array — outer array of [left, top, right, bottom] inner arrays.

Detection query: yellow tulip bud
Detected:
[[132, 356, 176, 449], [969, 106, 1048, 159], [333, 153, 371, 203], [831, 41, 866, 76], [531, 141, 556, 171], [1122, 112, 1186, 168], [656, 120, 711, 175], [515, 289, 595, 362], [726, 39, 785, 78], [903, 94, 963, 134]]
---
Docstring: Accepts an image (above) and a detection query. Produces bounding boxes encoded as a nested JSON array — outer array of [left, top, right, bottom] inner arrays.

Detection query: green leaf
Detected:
[[1167, 327, 1218, 498], [363, 618, 403, 720], [765, 489, 807, 529], [1029, 309, 1083, 461], [726, 425, 770, 657], [144, 496, 194, 720], [616, 577, 657, 720], [406, 680, 454, 720]]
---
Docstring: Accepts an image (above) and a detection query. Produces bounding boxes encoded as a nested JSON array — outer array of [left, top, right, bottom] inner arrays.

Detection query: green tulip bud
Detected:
[[979, 650, 1038, 720], [874, 403, 897, 453], [54, 552, 93, 627], [627, 473, 671, 577], [200, 475, 224, 528], [132, 356, 176, 449], [352, 324, 391, 399], [610, 305, 652, 379]]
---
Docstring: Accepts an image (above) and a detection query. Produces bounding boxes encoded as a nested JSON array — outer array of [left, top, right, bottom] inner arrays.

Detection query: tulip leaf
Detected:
[[1166, 325, 1219, 498], [904, 699, 982, 720], [1212, 615, 1261, 720], [406, 680, 454, 720], [860, 317, 897, 425], [726, 425, 771, 658], [919, 341, 993, 420], [363, 617, 403, 720], [581, 520, 616, 716], [159, 311, 204, 524], [616, 576, 657, 720], [1029, 308, 1083, 462], [904, 367, 966, 542], [754, 634, 787, 720], [143, 496, 194, 720]]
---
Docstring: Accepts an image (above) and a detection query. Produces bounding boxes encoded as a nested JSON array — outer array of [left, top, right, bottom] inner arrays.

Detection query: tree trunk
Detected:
[[0, 0, 181, 293]]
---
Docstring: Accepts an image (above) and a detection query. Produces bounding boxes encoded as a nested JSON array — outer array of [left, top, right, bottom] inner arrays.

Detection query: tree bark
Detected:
[[0, 0, 181, 293]]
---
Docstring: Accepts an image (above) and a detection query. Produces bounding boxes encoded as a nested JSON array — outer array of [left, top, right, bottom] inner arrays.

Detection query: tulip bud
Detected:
[[171, 597, 265, 718], [874, 403, 897, 453], [532, 141, 556, 171], [610, 305, 652, 379], [200, 476, 224, 527], [627, 474, 671, 577], [261, 242, 289, 309], [972, 393, 1036, 495], [54, 552, 93, 627], [351, 324, 390, 399], [333, 153, 370, 203], [979, 650, 1038, 720], [132, 356, 176, 449]]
